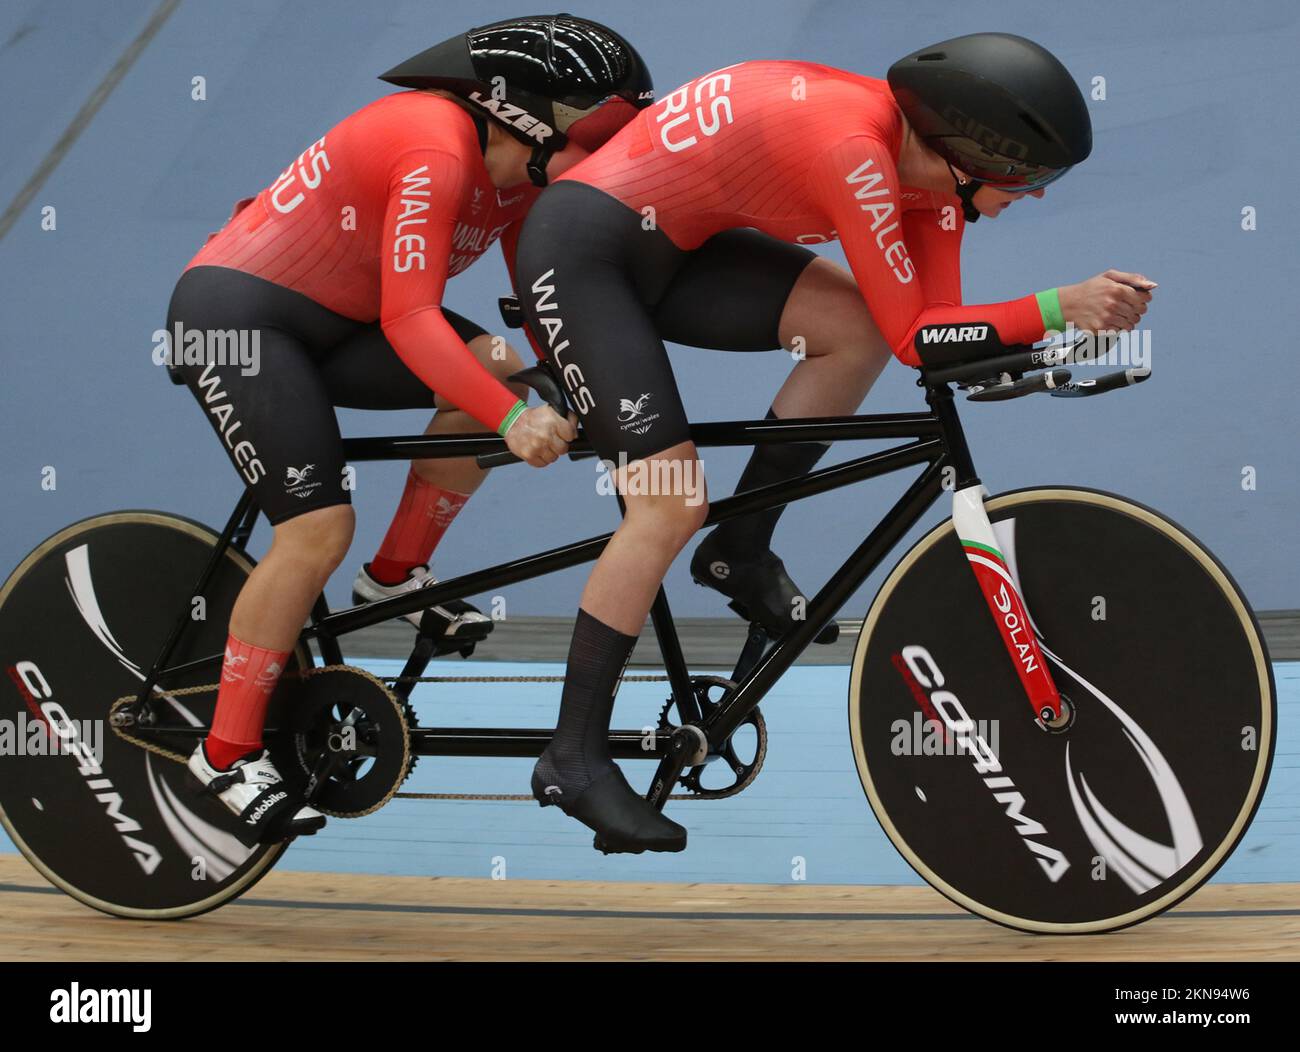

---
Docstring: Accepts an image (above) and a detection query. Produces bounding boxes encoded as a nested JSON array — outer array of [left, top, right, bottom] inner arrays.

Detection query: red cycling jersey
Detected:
[[560, 61, 1051, 365], [187, 91, 537, 432]]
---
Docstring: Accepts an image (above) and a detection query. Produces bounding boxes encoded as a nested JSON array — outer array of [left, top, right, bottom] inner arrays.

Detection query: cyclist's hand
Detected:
[[503, 405, 577, 467], [1058, 270, 1157, 332]]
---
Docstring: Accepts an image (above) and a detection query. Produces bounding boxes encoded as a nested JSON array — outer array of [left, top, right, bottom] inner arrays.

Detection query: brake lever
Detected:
[[966, 368, 1072, 401], [1049, 367, 1151, 398]]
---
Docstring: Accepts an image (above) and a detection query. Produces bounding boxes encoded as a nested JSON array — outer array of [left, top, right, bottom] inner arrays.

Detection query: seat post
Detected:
[[925, 383, 980, 490]]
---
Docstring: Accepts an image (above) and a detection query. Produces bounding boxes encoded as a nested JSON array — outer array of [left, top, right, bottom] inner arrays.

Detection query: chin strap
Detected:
[[526, 145, 552, 188], [955, 181, 980, 223], [948, 164, 980, 224]]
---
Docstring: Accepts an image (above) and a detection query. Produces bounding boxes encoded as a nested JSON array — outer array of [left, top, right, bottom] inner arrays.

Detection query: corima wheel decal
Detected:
[[995, 516, 1204, 894], [1049, 648, 1204, 891], [63, 539, 228, 866], [63, 542, 202, 726], [146, 755, 254, 881], [63, 543, 142, 675]]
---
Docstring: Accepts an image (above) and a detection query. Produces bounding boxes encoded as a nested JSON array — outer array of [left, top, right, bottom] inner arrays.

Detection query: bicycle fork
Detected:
[[951, 483, 1066, 727]]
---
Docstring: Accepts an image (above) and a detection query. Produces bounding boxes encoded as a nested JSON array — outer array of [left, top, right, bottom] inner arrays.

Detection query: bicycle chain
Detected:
[[109, 670, 759, 803], [110, 680, 224, 766]]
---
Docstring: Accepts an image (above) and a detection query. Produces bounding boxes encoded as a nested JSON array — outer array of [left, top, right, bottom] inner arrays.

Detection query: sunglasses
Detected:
[[949, 161, 1072, 194]]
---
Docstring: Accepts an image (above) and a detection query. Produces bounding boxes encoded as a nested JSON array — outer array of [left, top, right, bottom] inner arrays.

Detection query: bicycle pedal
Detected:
[[592, 834, 647, 856], [426, 634, 485, 659], [725, 598, 752, 620], [724, 599, 838, 646], [418, 612, 494, 649], [814, 622, 839, 645]]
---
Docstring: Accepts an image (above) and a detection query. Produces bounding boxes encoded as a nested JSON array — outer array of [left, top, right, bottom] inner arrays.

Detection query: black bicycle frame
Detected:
[[135, 382, 976, 770]]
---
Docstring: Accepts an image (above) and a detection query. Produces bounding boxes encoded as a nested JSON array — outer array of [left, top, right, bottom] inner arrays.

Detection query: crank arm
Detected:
[[644, 724, 708, 810]]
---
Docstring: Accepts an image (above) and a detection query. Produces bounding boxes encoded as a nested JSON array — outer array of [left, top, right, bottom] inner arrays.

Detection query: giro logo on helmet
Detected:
[[941, 105, 1030, 161]]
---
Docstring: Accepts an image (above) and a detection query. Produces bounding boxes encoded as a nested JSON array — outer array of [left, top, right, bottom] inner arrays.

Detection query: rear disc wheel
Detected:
[[0, 511, 305, 919]]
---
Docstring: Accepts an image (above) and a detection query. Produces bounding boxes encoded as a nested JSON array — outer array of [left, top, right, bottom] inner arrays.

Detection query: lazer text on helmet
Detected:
[[468, 92, 553, 143]]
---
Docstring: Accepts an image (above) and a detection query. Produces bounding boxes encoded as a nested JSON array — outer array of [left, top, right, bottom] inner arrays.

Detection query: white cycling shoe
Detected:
[[187, 743, 325, 846], [352, 563, 492, 635]]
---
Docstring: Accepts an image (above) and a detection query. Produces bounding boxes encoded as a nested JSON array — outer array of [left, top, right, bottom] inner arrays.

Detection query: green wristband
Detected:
[[497, 400, 527, 437], [1035, 288, 1065, 333]]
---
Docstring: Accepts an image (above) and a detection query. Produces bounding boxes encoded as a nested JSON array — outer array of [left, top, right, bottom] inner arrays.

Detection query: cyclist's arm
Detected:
[[380, 148, 525, 435], [806, 136, 1054, 366], [901, 197, 964, 306]]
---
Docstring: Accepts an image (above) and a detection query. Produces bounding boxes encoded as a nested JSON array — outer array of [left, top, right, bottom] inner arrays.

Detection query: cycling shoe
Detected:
[[690, 532, 838, 644], [531, 759, 686, 855], [188, 743, 325, 846]]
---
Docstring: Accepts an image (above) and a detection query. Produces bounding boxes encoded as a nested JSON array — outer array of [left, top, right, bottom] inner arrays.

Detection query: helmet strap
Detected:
[[471, 113, 488, 156], [948, 163, 980, 224], [526, 145, 552, 188]]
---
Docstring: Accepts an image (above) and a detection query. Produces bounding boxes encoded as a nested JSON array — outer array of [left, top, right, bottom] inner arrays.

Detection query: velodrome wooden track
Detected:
[[1, 857, 1295, 961]]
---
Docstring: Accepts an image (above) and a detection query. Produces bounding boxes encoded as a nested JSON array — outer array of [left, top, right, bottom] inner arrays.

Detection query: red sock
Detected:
[[205, 635, 290, 770], [369, 471, 470, 585]]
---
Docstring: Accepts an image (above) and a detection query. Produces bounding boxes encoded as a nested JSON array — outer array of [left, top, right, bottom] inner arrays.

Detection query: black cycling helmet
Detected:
[[888, 32, 1092, 215], [380, 13, 654, 186]]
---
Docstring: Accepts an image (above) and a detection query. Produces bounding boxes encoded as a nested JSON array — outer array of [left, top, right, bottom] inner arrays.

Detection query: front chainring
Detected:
[[658, 676, 766, 799], [283, 666, 416, 817]]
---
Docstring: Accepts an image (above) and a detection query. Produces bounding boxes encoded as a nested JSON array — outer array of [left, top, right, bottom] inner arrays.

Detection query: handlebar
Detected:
[[1048, 367, 1151, 398], [965, 368, 1072, 401], [478, 328, 1148, 472], [921, 334, 1151, 402], [475, 363, 572, 470]]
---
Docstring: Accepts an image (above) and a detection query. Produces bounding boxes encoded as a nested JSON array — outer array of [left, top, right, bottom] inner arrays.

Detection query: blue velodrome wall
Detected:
[[2, 0, 1297, 615]]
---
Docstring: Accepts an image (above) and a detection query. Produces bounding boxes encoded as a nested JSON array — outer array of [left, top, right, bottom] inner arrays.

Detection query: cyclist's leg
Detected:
[[167, 266, 354, 839], [516, 181, 701, 851], [654, 233, 891, 632], [520, 183, 704, 632], [170, 267, 358, 640], [772, 253, 893, 414], [319, 312, 528, 624]]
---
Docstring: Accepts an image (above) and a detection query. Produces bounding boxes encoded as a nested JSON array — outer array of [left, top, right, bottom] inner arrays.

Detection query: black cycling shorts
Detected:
[[165, 265, 488, 524], [515, 180, 816, 463]]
